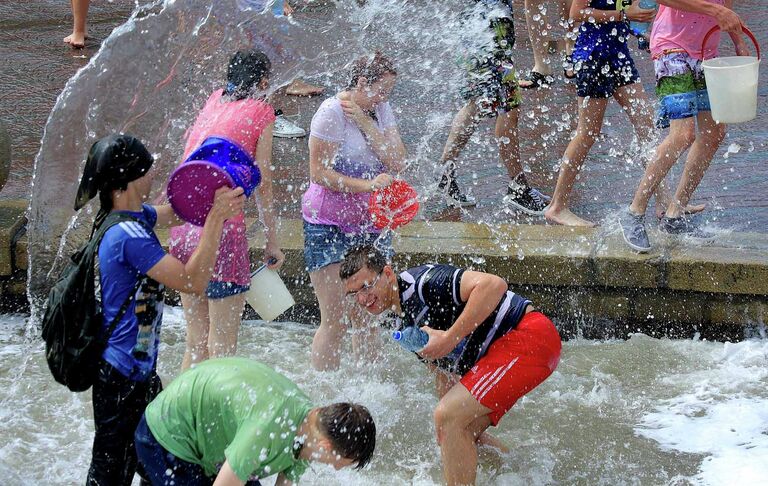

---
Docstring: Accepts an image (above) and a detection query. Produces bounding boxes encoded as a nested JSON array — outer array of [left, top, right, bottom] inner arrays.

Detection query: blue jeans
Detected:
[[135, 415, 262, 486], [303, 221, 393, 272], [86, 361, 161, 486]]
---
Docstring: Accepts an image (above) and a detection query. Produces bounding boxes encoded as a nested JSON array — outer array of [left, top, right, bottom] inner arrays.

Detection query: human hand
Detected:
[[338, 92, 370, 127], [735, 38, 752, 56], [418, 326, 460, 360], [209, 186, 245, 222], [625, 4, 656, 23], [264, 242, 285, 270], [714, 5, 742, 34], [370, 173, 393, 191]]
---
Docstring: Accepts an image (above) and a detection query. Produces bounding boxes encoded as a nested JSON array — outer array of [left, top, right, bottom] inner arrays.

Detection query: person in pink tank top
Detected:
[[303, 52, 408, 371], [168, 50, 285, 370], [619, 0, 750, 252]]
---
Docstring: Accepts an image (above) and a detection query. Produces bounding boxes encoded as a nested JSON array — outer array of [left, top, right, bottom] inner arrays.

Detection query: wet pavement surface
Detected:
[[1, 0, 766, 232]]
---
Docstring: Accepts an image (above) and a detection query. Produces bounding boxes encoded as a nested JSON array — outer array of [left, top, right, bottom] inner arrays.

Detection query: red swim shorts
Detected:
[[459, 311, 561, 426]]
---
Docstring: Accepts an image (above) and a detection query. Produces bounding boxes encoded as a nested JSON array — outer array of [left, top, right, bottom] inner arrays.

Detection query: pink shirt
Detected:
[[650, 0, 723, 60], [169, 90, 275, 285], [301, 96, 397, 233]]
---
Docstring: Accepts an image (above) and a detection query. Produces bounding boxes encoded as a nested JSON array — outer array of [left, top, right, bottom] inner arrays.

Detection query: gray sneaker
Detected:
[[619, 209, 651, 253], [659, 216, 716, 240]]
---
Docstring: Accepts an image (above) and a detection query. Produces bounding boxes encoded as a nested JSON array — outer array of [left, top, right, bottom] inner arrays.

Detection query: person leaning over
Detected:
[[135, 357, 376, 485], [74, 134, 244, 485], [340, 245, 562, 486]]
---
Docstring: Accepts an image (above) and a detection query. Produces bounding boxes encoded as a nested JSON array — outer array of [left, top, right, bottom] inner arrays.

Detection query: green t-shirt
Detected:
[[145, 358, 313, 482]]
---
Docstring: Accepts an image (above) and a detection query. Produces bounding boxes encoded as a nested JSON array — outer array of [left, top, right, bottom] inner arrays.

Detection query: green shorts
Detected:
[[459, 17, 521, 118]]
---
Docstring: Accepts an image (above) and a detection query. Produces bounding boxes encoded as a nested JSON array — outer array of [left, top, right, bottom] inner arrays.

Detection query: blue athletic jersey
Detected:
[[573, 0, 632, 62], [97, 204, 167, 381], [396, 264, 531, 375]]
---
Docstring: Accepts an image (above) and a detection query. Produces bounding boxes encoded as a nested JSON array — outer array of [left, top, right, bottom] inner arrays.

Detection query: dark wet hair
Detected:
[[339, 245, 387, 280], [317, 403, 376, 469], [226, 50, 271, 100], [346, 51, 397, 89]]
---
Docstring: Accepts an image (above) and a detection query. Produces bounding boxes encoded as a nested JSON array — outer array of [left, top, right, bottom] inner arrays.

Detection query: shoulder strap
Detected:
[[101, 278, 143, 346]]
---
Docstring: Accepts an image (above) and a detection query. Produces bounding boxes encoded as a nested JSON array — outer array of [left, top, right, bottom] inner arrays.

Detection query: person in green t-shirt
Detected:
[[135, 357, 376, 485]]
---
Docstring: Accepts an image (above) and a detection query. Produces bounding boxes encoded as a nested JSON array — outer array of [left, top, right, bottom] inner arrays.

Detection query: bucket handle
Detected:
[[701, 24, 760, 60]]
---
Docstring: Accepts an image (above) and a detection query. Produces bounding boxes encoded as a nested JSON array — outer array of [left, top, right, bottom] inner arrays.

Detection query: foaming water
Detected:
[[1, 311, 766, 484]]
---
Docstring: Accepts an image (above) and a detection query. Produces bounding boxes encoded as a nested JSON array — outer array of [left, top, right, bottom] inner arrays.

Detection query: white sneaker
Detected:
[[273, 115, 306, 138]]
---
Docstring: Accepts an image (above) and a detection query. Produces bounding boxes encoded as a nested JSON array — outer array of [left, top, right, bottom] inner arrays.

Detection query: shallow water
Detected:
[[1, 310, 766, 485]]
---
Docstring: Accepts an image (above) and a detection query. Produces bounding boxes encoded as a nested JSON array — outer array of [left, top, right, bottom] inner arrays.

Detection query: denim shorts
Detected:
[[205, 281, 250, 299], [303, 221, 394, 273]]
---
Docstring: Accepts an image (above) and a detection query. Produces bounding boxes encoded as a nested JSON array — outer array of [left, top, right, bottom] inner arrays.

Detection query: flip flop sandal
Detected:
[[563, 54, 577, 80], [520, 71, 554, 89]]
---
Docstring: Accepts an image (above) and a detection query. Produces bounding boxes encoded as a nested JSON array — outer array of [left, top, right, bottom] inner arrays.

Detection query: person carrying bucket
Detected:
[[74, 134, 244, 485], [339, 245, 561, 486], [168, 50, 285, 370], [620, 0, 750, 252], [302, 52, 408, 371]]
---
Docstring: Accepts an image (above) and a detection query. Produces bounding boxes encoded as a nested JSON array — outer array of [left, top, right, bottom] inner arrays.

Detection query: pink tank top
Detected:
[[169, 90, 275, 285], [650, 0, 723, 60]]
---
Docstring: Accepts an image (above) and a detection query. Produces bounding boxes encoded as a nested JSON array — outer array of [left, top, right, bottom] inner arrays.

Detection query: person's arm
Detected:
[[153, 204, 184, 229], [338, 94, 406, 172], [723, 0, 750, 54], [212, 461, 245, 486], [570, 0, 656, 23], [309, 136, 393, 193], [419, 271, 508, 360], [275, 473, 293, 486], [428, 363, 460, 398], [657, 0, 742, 33], [146, 187, 245, 294], [254, 122, 285, 270]]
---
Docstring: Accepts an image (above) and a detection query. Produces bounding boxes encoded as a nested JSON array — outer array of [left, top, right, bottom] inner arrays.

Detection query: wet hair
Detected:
[[317, 403, 376, 469], [339, 245, 387, 280], [346, 51, 397, 89], [226, 50, 271, 100]]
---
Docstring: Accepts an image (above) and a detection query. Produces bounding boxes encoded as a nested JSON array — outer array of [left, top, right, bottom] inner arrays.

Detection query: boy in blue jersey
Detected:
[[73, 134, 245, 485]]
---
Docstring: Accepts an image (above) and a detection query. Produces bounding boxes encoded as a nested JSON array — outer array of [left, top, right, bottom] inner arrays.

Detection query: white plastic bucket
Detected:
[[700, 25, 761, 124], [244, 265, 295, 321]]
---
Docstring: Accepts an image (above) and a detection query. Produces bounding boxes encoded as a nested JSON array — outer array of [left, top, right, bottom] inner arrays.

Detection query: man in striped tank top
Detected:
[[340, 245, 561, 485]]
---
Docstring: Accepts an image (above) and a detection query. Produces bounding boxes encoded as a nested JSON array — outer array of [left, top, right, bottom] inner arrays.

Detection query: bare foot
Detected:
[[544, 207, 596, 227], [285, 79, 325, 97], [477, 432, 510, 453], [63, 32, 86, 48], [655, 202, 706, 220]]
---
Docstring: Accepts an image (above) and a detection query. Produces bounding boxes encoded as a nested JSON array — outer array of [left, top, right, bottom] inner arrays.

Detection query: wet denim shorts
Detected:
[[303, 221, 394, 273], [205, 281, 250, 299]]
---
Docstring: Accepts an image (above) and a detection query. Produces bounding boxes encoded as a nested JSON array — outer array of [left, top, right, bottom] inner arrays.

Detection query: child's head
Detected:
[[226, 50, 271, 100], [312, 402, 376, 470], [75, 134, 154, 212]]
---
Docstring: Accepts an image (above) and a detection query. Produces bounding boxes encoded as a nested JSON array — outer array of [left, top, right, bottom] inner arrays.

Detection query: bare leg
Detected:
[[544, 96, 608, 226], [522, 0, 553, 79], [557, 0, 576, 77], [495, 108, 524, 180], [285, 79, 325, 96], [181, 293, 211, 370], [434, 383, 494, 486], [208, 293, 246, 358], [629, 117, 696, 216], [665, 111, 725, 218], [64, 0, 90, 48], [440, 101, 480, 165], [310, 263, 348, 371], [347, 299, 380, 365]]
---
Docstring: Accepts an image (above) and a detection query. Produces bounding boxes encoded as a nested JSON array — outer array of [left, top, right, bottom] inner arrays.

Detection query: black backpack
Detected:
[[41, 212, 144, 392]]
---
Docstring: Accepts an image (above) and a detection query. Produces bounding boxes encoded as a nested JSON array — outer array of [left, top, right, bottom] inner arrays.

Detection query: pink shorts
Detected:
[[460, 312, 561, 426]]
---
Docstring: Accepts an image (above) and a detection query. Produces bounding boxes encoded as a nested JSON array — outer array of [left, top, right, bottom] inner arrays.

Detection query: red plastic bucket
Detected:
[[369, 179, 419, 230]]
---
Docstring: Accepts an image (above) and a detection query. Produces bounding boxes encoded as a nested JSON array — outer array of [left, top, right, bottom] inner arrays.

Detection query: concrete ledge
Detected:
[[3, 199, 767, 339]]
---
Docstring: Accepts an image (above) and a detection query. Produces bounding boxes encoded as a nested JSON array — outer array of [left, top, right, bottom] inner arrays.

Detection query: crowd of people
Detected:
[[62, 0, 750, 485]]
